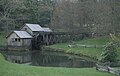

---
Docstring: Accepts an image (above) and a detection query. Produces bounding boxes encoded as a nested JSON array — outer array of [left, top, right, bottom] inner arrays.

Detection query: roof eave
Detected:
[[17, 36, 33, 39]]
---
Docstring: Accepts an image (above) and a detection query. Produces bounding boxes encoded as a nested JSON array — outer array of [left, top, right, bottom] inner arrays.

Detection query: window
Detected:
[[25, 28, 27, 30], [15, 38, 17, 42], [18, 39, 20, 42], [13, 38, 21, 42]]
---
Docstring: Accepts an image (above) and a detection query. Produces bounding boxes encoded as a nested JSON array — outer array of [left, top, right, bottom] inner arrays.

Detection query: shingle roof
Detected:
[[25, 23, 45, 32], [14, 31, 32, 39], [42, 28, 52, 32]]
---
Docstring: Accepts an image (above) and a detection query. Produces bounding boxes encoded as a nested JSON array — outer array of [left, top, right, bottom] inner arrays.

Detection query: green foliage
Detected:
[[0, 53, 115, 76], [24, 0, 53, 26], [110, 33, 120, 47], [99, 42, 118, 63], [0, 35, 6, 46], [110, 33, 119, 42]]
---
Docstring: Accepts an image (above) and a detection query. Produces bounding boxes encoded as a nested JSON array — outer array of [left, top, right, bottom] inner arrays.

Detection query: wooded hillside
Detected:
[[0, 0, 120, 35]]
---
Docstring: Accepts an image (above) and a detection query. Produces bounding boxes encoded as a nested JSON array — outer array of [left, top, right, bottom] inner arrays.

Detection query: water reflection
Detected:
[[31, 51, 95, 68]]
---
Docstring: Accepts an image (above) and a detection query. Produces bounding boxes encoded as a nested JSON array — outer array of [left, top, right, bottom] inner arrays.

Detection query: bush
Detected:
[[99, 42, 118, 63]]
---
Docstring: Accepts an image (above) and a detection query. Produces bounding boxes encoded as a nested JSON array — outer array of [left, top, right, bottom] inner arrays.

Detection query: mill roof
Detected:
[[42, 28, 52, 32], [14, 31, 32, 38], [11, 31, 32, 39], [25, 23, 45, 32]]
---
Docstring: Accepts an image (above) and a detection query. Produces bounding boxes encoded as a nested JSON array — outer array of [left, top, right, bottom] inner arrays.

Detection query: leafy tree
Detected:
[[24, 0, 54, 27], [0, 0, 26, 34], [99, 42, 118, 63]]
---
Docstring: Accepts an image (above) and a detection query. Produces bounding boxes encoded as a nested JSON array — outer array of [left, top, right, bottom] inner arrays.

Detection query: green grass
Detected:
[[47, 37, 117, 59], [47, 43, 102, 59], [77, 36, 111, 45], [0, 53, 116, 76], [0, 35, 6, 46]]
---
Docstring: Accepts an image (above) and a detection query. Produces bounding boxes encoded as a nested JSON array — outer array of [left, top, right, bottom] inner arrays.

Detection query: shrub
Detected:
[[99, 42, 118, 63]]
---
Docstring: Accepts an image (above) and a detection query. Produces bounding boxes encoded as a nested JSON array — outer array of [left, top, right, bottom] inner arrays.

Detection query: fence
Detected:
[[96, 64, 120, 76], [68, 44, 105, 48]]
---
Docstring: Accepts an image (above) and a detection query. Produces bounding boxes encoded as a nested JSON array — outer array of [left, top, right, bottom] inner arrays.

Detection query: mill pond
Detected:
[[1, 49, 96, 68], [32, 50, 95, 68]]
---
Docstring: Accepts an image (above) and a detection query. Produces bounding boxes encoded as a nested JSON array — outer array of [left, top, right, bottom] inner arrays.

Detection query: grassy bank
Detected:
[[47, 37, 120, 59], [0, 53, 115, 76], [77, 36, 111, 45], [45, 44, 102, 59]]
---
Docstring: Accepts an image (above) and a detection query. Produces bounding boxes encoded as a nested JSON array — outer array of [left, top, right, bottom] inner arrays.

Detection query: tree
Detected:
[[99, 42, 118, 63], [24, 0, 54, 27], [51, 0, 87, 32], [51, 0, 120, 35], [108, 0, 120, 34], [0, 0, 25, 34]]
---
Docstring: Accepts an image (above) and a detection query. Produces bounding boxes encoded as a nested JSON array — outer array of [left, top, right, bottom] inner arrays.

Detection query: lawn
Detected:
[[46, 43, 102, 59], [0, 53, 115, 76], [76, 36, 111, 45], [47, 37, 120, 59]]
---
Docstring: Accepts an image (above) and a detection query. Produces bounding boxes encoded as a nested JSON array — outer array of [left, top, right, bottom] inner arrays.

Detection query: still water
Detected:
[[3, 50, 96, 68], [31, 51, 95, 68]]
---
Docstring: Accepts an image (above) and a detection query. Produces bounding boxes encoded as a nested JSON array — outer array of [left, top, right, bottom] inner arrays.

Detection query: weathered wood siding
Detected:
[[21, 25, 41, 36], [7, 32, 21, 46], [7, 32, 32, 47], [22, 39, 32, 46], [21, 25, 33, 35]]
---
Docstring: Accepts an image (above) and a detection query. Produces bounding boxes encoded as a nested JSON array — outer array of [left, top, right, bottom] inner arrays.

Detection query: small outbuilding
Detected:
[[6, 31, 32, 50]]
